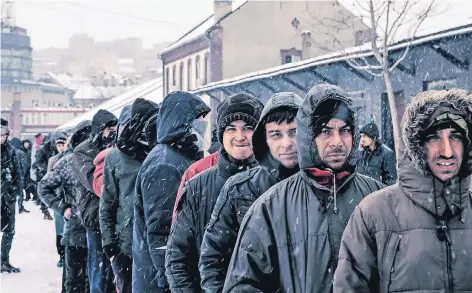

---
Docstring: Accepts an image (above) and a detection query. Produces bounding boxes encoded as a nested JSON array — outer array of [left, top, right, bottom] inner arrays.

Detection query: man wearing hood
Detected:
[[20, 139, 32, 201], [223, 84, 385, 293], [70, 109, 117, 293], [39, 120, 92, 293], [1, 119, 23, 273], [357, 121, 397, 185], [33, 131, 67, 219], [165, 93, 263, 292], [199, 92, 302, 293], [100, 99, 159, 293], [9, 137, 30, 214], [133, 91, 210, 293], [333, 89, 472, 292]]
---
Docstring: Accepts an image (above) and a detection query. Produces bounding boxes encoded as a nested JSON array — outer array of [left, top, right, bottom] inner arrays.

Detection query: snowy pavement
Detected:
[[1, 202, 62, 293]]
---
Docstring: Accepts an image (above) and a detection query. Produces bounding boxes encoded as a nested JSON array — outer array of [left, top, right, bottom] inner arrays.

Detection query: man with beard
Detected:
[[357, 121, 397, 185], [165, 93, 264, 292], [333, 89, 472, 292], [1, 118, 23, 273], [199, 92, 302, 293], [100, 99, 159, 293], [223, 84, 385, 293], [133, 91, 210, 293], [39, 120, 92, 293], [70, 109, 117, 293]]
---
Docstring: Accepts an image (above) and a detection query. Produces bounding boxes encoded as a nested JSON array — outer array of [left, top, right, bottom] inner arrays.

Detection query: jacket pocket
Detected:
[[234, 198, 252, 224], [381, 232, 402, 293]]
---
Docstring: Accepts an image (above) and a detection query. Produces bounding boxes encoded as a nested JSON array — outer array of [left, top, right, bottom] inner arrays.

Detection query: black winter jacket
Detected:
[[199, 92, 302, 293], [1, 141, 23, 205], [133, 91, 210, 292], [357, 141, 397, 185], [334, 90, 472, 293], [165, 151, 258, 292], [33, 140, 56, 181], [222, 84, 385, 293], [99, 148, 141, 257]]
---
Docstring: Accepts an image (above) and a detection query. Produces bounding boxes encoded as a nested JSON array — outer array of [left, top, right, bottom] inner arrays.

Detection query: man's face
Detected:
[[315, 118, 353, 170], [102, 125, 117, 138], [359, 133, 374, 149], [265, 120, 298, 168], [223, 120, 254, 160], [23, 141, 30, 149], [0, 134, 7, 145], [425, 127, 464, 182], [56, 143, 66, 153]]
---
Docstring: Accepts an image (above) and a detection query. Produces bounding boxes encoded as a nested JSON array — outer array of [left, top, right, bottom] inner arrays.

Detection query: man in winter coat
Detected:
[[39, 120, 92, 293], [357, 121, 397, 185], [9, 137, 30, 214], [28, 134, 44, 202], [70, 109, 118, 293], [20, 140, 32, 201], [199, 92, 302, 293], [33, 131, 67, 219], [165, 93, 264, 292], [223, 84, 385, 293], [1, 119, 23, 273], [133, 91, 210, 293], [333, 89, 472, 292], [100, 99, 159, 293]]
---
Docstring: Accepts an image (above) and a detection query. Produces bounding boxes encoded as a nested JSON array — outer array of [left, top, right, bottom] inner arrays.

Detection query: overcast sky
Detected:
[[13, 0, 216, 49]]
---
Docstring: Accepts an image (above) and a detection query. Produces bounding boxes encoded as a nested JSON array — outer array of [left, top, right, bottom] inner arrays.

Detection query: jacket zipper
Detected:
[[438, 220, 452, 293]]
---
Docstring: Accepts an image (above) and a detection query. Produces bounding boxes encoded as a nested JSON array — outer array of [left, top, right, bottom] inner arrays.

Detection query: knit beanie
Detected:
[[359, 122, 380, 141], [217, 93, 264, 143]]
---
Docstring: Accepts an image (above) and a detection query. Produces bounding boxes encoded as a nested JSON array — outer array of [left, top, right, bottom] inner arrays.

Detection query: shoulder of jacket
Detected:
[[252, 173, 300, 206], [225, 167, 265, 189], [357, 183, 400, 214], [186, 165, 218, 187]]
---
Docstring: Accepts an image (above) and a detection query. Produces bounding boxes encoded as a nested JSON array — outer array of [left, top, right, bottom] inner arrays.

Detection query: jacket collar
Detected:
[[218, 149, 258, 180]]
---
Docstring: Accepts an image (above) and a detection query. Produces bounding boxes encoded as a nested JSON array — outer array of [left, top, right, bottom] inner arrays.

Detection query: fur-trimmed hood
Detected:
[[401, 88, 472, 177]]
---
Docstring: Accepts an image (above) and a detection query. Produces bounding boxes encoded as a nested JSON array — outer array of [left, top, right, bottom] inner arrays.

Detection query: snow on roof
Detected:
[[57, 78, 164, 130], [73, 81, 104, 100], [160, 0, 248, 55], [192, 23, 472, 94]]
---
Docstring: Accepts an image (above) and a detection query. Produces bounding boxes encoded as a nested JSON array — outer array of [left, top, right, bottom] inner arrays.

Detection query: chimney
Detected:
[[214, 0, 232, 21], [301, 31, 312, 60]]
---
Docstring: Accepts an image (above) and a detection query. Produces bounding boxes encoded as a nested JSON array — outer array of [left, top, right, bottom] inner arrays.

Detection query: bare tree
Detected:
[[302, 0, 437, 161]]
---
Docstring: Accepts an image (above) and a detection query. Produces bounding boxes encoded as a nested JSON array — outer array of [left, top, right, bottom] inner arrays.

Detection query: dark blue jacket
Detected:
[[133, 91, 210, 292]]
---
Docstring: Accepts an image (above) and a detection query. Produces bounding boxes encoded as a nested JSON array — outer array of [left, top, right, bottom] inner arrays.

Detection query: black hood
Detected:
[[10, 137, 22, 149], [21, 139, 31, 151], [402, 88, 472, 177], [70, 120, 92, 150], [156, 91, 210, 145], [91, 109, 118, 135], [296, 83, 357, 170], [252, 92, 303, 165]]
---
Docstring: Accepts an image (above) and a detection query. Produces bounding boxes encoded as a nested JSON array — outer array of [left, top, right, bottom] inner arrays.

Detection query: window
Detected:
[[204, 54, 209, 85], [280, 48, 302, 64], [187, 59, 192, 91], [165, 67, 170, 94], [172, 65, 176, 86], [195, 56, 200, 80], [179, 62, 184, 91]]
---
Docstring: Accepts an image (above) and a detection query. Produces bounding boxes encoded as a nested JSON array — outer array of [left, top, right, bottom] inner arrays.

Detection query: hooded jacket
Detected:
[[199, 92, 302, 293], [1, 140, 23, 205], [100, 99, 159, 258], [38, 120, 92, 248], [20, 140, 32, 177], [222, 84, 385, 293], [33, 131, 67, 181], [10, 137, 27, 187], [333, 89, 472, 293], [357, 140, 397, 185], [133, 91, 210, 292]]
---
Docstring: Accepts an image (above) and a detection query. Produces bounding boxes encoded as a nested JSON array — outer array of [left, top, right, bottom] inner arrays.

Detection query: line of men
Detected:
[[10, 82, 467, 293]]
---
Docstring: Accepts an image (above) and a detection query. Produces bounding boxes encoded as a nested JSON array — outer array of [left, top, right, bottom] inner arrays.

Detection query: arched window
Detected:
[[172, 65, 176, 86], [195, 55, 201, 81], [165, 67, 169, 94], [187, 59, 192, 90], [179, 62, 184, 91]]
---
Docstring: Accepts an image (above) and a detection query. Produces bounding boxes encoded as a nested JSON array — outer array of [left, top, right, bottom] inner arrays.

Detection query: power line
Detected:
[[59, 0, 185, 27]]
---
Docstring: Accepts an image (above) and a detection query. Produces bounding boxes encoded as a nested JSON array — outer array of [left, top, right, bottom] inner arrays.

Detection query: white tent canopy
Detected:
[[58, 78, 163, 131]]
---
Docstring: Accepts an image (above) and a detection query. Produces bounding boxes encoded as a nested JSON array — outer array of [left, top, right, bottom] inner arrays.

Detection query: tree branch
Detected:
[[368, 0, 384, 65], [346, 58, 384, 77]]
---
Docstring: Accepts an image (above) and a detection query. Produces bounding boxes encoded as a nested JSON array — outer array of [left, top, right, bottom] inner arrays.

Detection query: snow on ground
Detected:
[[1, 202, 62, 293]]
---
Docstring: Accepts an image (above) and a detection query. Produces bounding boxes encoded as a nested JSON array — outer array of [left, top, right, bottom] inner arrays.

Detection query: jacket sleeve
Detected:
[[34, 147, 48, 178], [99, 153, 119, 249], [200, 183, 239, 293], [141, 163, 182, 283], [172, 169, 191, 223], [165, 184, 200, 292], [38, 158, 70, 215], [223, 202, 278, 293], [382, 149, 397, 185], [12, 150, 24, 190], [333, 206, 379, 293]]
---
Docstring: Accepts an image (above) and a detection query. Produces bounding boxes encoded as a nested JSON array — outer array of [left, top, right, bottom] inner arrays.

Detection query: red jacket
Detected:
[[92, 147, 112, 197], [172, 152, 219, 222]]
